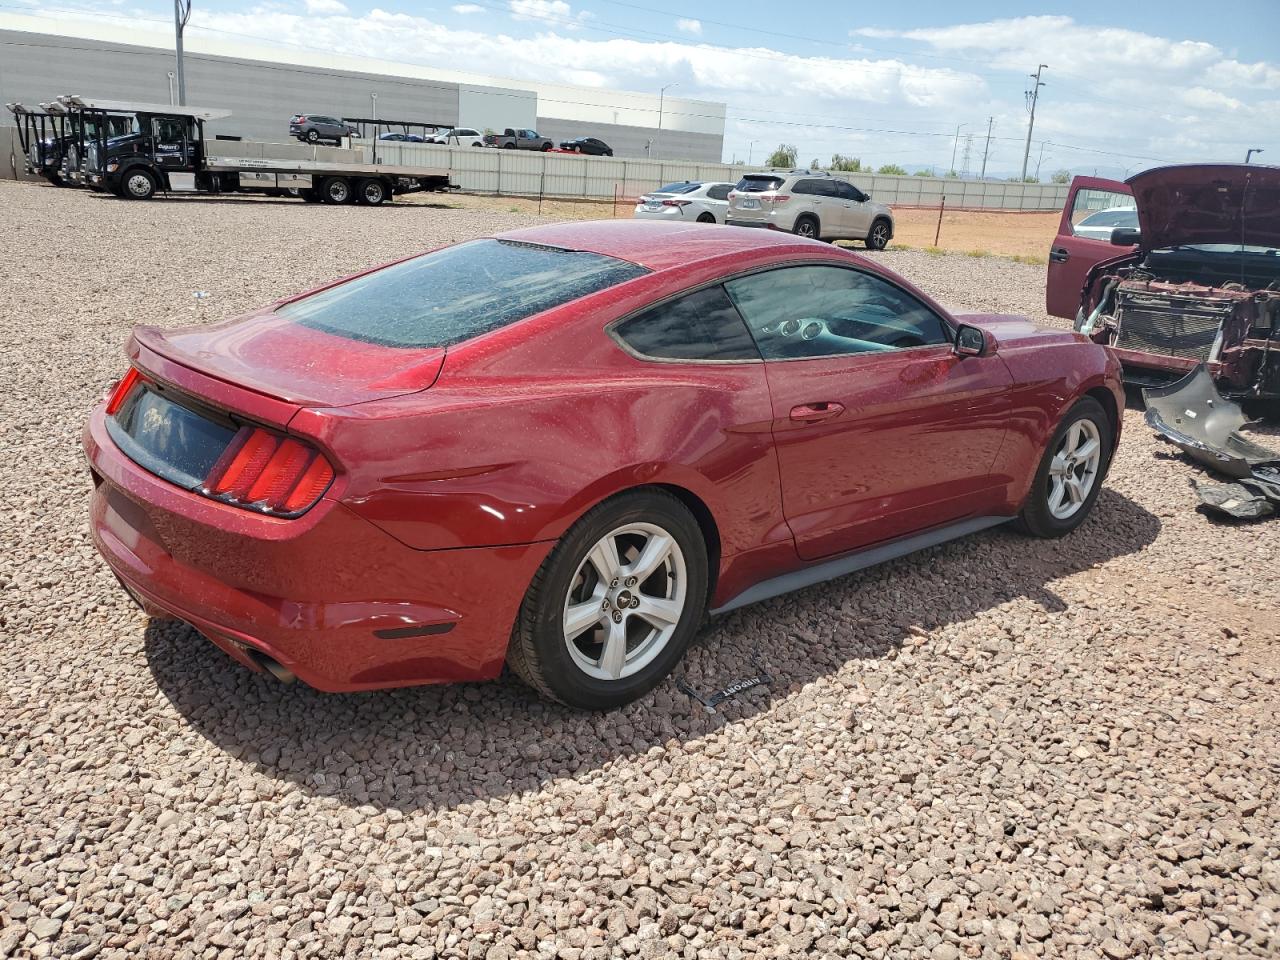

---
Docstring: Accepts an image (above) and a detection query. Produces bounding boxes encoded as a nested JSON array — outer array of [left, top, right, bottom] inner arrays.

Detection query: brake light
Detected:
[[727, 191, 737, 199], [202, 426, 334, 516], [770, 194, 790, 205], [105, 367, 142, 415], [661, 199, 691, 207]]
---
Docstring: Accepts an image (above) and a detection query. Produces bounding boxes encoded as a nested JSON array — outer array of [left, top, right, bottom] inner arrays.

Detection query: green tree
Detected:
[[765, 143, 798, 168], [829, 154, 863, 172], [945, 170, 960, 179], [876, 163, 908, 176], [913, 168, 935, 177], [810, 158, 822, 170], [1051, 169, 1071, 184]]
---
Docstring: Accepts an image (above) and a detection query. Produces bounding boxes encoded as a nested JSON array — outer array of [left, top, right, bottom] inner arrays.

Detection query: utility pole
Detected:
[[655, 82, 678, 160], [980, 116, 994, 179], [1021, 64, 1047, 181], [949, 122, 967, 176], [174, 0, 193, 105], [961, 134, 973, 177]]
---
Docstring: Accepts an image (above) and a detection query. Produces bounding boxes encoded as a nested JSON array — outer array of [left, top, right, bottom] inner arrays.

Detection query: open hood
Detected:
[[1127, 163, 1280, 251]]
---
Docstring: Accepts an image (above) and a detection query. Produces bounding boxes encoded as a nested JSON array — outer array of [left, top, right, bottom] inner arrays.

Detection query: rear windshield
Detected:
[[278, 239, 649, 348], [654, 182, 700, 194], [736, 175, 785, 193]]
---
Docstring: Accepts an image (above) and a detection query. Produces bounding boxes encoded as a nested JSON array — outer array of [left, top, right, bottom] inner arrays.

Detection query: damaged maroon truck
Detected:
[[1047, 164, 1280, 401]]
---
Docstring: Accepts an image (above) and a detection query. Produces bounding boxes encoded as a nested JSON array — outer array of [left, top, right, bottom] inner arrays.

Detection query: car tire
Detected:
[[507, 488, 708, 710], [120, 168, 157, 200], [504, 143, 516, 149], [541, 143, 553, 152], [697, 212, 716, 223], [355, 177, 387, 206], [792, 215, 819, 240], [605, 150, 613, 157], [305, 130, 320, 144], [866, 218, 891, 250], [320, 177, 352, 204], [1015, 397, 1112, 538]]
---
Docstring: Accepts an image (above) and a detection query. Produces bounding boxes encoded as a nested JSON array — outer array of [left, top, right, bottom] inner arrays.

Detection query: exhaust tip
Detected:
[[246, 649, 296, 684]]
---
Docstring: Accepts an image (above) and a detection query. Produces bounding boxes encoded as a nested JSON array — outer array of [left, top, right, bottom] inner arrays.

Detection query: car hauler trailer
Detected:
[[4, 101, 133, 186], [50, 95, 455, 205]]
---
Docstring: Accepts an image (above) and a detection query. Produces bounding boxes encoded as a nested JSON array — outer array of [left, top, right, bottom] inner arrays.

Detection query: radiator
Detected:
[[1114, 288, 1230, 361]]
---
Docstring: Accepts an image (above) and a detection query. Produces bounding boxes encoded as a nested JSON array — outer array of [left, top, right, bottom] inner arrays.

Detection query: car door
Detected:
[[835, 180, 873, 239], [1046, 176, 1136, 319], [703, 183, 731, 222], [724, 264, 1014, 559], [151, 116, 192, 173]]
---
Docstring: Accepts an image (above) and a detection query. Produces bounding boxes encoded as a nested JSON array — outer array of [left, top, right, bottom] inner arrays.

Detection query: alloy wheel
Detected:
[[563, 522, 687, 681], [870, 223, 889, 248], [1047, 419, 1101, 519]]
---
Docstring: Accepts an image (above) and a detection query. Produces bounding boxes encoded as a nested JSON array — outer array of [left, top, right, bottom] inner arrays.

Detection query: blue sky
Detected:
[[9, 0, 1279, 175]]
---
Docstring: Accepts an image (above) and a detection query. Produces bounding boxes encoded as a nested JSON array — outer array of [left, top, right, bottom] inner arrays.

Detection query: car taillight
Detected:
[[296, 115, 307, 122], [105, 367, 142, 415], [661, 199, 691, 207], [202, 425, 334, 516], [727, 191, 737, 199], [769, 194, 790, 205]]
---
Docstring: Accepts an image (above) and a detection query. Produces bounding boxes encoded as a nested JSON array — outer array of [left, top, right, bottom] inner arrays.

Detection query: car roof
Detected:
[[493, 220, 832, 272]]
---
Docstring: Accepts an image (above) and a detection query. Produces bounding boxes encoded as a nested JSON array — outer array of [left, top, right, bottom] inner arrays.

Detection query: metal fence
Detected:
[[371, 141, 1070, 211]]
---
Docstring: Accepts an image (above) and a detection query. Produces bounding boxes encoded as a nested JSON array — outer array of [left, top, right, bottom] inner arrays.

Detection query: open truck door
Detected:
[[1046, 175, 1136, 320]]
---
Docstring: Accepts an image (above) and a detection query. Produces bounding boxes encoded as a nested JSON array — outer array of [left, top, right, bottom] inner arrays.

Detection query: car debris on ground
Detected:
[[1144, 363, 1280, 520]]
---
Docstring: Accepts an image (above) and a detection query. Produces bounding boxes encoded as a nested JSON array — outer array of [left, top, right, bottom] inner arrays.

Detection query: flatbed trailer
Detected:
[[46, 95, 455, 206]]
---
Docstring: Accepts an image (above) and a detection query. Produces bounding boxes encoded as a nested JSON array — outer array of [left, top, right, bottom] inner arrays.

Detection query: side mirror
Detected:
[[954, 324, 993, 358], [1110, 226, 1141, 246]]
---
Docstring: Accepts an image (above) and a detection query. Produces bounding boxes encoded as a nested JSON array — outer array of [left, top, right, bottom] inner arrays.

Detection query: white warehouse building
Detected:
[[0, 12, 726, 163]]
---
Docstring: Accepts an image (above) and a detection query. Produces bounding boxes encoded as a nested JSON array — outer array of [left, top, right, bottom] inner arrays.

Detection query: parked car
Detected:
[[377, 132, 425, 142], [633, 181, 733, 224], [289, 114, 356, 144], [85, 220, 1122, 709], [430, 127, 485, 147], [560, 137, 613, 156], [484, 128, 554, 150], [1049, 165, 1280, 399], [726, 170, 894, 248], [1071, 206, 1139, 242]]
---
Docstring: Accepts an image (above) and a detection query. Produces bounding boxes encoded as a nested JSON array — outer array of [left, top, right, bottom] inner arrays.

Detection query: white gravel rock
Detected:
[[1, 182, 1277, 960]]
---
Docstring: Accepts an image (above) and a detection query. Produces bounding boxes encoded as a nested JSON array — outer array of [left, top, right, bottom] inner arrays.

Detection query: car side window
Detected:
[[706, 184, 731, 201], [724, 266, 952, 360], [833, 181, 858, 201], [1070, 188, 1136, 236], [613, 286, 760, 362]]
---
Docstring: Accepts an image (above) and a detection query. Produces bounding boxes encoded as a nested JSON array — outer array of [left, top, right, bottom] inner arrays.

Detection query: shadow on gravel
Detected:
[[83, 194, 443, 210], [145, 488, 1159, 813]]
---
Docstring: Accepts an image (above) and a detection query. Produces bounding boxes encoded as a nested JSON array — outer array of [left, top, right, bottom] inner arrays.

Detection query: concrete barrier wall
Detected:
[[371, 141, 1069, 210]]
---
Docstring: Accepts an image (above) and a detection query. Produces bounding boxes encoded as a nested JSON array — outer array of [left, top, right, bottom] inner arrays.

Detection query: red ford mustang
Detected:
[[85, 221, 1123, 709]]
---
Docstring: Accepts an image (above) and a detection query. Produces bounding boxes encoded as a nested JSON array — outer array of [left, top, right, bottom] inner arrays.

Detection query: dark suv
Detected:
[[289, 114, 356, 144]]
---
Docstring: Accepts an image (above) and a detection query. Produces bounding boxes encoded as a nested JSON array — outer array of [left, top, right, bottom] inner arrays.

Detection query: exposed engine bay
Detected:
[[1080, 246, 1280, 398]]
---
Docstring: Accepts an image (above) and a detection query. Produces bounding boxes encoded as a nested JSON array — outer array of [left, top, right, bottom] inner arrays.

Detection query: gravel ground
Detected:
[[1, 181, 1277, 960]]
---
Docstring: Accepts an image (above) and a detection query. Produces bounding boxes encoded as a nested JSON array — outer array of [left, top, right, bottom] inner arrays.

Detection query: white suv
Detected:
[[726, 171, 894, 249], [430, 128, 485, 147]]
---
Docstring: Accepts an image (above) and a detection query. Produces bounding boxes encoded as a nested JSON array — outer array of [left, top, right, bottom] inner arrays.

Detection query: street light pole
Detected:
[[950, 123, 967, 176], [173, 0, 193, 106], [1020, 64, 1048, 181], [656, 82, 678, 160], [748, 139, 758, 165]]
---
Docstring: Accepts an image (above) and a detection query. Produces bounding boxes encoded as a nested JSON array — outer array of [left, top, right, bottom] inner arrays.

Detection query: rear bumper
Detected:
[[84, 405, 554, 691], [725, 218, 775, 229]]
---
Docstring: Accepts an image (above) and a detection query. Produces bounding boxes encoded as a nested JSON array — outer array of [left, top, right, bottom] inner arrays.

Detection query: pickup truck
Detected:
[[484, 128, 554, 151]]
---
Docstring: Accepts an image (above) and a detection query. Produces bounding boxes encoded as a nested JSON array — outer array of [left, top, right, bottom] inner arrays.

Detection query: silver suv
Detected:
[[726, 171, 894, 249]]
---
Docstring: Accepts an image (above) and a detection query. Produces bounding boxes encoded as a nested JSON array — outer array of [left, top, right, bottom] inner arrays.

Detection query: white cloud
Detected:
[[303, 0, 347, 13], [28, 3, 1275, 173], [509, 0, 590, 30], [676, 18, 701, 36], [451, 3, 482, 12]]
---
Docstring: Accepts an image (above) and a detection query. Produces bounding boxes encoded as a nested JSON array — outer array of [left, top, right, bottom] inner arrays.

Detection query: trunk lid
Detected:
[[133, 312, 445, 409], [1128, 163, 1280, 251]]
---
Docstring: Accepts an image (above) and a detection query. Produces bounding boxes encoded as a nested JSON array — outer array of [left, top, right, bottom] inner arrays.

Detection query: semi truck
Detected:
[[8, 96, 455, 206]]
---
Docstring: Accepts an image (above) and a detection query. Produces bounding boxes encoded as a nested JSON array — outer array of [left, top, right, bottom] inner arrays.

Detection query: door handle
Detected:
[[790, 401, 845, 423], [1050, 247, 1070, 263]]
